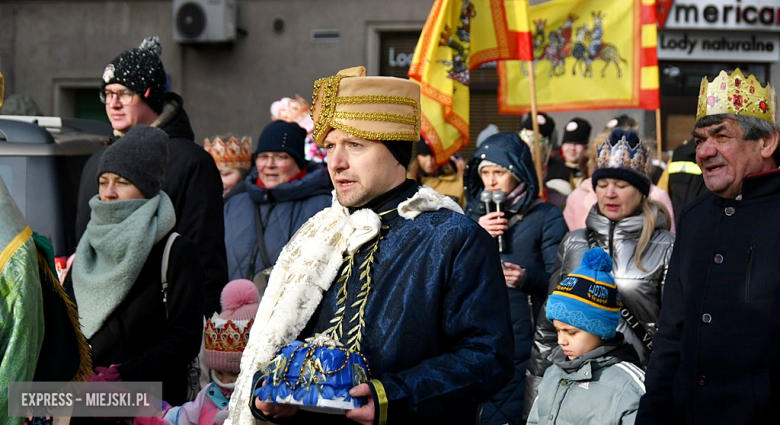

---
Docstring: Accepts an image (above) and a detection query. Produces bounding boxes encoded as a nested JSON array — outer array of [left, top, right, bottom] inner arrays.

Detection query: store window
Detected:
[[75, 88, 109, 122]]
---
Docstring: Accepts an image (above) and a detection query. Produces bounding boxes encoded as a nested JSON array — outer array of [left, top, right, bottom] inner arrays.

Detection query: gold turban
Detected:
[[310, 66, 421, 147]]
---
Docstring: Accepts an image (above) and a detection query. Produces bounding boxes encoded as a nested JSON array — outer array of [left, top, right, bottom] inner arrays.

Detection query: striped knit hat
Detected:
[[546, 248, 621, 339]]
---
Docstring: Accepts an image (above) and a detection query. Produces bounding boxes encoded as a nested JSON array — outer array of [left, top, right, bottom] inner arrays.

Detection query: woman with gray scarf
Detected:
[[67, 125, 204, 410]]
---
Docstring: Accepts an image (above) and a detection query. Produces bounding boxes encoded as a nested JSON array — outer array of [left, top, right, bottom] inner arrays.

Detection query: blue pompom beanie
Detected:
[[546, 248, 621, 339]]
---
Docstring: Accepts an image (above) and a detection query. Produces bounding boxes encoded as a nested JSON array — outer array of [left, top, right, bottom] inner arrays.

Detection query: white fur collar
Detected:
[[226, 186, 461, 424]]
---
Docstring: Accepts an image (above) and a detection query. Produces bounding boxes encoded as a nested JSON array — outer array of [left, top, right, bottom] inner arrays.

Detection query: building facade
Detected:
[[2, 0, 778, 158]]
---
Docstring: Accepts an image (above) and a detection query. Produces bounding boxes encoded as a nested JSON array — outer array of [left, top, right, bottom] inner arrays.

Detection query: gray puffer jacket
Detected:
[[527, 338, 645, 425], [523, 202, 674, 419]]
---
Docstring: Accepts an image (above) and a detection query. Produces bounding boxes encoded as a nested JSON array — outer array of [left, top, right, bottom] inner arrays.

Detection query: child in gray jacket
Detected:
[[527, 248, 645, 425]]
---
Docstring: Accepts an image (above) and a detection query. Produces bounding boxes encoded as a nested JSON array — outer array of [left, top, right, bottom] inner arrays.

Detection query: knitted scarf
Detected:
[[72, 193, 175, 339]]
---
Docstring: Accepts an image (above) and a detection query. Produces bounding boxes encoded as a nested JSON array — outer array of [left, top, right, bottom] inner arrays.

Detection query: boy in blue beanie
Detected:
[[527, 248, 645, 424]]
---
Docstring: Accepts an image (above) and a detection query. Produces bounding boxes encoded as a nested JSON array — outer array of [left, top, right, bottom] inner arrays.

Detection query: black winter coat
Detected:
[[75, 93, 227, 315], [464, 133, 568, 425], [66, 232, 203, 408], [638, 169, 780, 424]]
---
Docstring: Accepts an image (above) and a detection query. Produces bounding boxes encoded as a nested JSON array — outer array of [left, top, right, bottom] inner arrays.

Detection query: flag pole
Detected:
[[527, 65, 544, 198], [518, 0, 544, 198], [655, 108, 663, 164]]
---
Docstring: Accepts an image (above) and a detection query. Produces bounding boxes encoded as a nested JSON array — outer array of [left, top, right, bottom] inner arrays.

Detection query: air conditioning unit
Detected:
[[173, 0, 236, 43]]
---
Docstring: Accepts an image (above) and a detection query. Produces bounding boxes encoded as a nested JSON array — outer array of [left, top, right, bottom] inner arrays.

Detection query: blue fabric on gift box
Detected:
[[254, 340, 370, 410]]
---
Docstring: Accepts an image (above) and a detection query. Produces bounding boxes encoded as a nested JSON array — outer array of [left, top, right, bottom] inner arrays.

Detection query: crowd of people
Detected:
[[2, 34, 779, 425]]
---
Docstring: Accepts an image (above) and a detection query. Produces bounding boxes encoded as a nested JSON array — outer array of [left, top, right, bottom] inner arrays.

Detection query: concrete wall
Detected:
[[0, 0, 433, 144], [9, 0, 765, 156]]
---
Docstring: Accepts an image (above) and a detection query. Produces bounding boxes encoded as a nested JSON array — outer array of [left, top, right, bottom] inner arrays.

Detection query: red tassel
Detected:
[[144, 87, 151, 98]]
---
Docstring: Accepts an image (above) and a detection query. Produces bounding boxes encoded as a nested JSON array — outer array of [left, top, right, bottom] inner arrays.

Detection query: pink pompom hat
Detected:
[[203, 279, 260, 373]]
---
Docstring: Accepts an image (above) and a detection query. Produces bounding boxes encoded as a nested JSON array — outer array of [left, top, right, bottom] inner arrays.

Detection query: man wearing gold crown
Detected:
[[638, 69, 780, 423], [226, 67, 512, 425]]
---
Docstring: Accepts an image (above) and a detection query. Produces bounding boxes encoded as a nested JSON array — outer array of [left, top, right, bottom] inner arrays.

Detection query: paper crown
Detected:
[[204, 318, 254, 353], [203, 135, 253, 169], [697, 68, 776, 125], [519, 128, 552, 164], [310, 66, 421, 147], [203, 317, 254, 373], [595, 135, 648, 176]]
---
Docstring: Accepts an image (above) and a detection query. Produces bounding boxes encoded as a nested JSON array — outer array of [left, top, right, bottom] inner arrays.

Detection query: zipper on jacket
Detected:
[[527, 295, 535, 333], [608, 221, 616, 257], [745, 245, 754, 301]]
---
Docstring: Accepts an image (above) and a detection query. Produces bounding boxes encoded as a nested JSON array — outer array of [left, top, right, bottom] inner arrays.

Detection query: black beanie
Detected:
[[255, 121, 307, 169], [561, 117, 592, 145], [416, 137, 433, 156], [591, 129, 650, 196], [382, 140, 414, 167], [97, 125, 169, 198], [520, 112, 556, 139], [101, 36, 167, 114]]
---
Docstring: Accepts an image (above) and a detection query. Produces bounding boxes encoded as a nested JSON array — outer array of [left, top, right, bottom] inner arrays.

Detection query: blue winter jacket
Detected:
[[464, 132, 569, 424], [224, 163, 332, 281]]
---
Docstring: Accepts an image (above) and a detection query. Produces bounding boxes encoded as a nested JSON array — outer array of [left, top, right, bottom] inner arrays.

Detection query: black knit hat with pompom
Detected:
[[101, 36, 167, 114]]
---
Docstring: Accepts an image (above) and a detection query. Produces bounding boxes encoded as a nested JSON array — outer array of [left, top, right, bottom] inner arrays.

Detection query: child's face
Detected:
[[215, 369, 239, 384], [553, 320, 604, 360]]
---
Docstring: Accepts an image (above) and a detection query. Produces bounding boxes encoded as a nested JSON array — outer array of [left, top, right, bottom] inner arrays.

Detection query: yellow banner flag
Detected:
[[498, 0, 658, 113], [410, 0, 533, 165]]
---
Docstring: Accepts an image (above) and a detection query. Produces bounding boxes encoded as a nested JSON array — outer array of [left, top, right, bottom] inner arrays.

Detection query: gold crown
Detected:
[[697, 68, 776, 124], [204, 135, 253, 169], [204, 318, 254, 353]]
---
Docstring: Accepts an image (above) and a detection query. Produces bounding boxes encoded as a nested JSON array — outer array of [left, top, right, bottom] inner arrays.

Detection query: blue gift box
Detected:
[[255, 340, 371, 413]]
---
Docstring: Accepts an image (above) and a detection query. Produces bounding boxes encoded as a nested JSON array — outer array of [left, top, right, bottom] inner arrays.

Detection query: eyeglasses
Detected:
[[100, 89, 136, 105], [256, 153, 293, 164]]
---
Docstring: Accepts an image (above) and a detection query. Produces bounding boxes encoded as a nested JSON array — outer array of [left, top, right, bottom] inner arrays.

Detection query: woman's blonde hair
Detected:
[[634, 198, 670, 271], [581, 131, 610, 178]]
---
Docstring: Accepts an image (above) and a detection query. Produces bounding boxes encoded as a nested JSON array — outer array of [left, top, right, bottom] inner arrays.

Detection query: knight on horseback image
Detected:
[[522, 11, 628, 79]]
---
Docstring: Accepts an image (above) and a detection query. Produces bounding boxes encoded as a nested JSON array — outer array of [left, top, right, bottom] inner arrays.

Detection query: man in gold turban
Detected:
[[227, 67, 512, 425]]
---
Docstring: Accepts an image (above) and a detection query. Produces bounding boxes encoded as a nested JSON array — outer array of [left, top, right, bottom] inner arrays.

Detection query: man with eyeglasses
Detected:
[[223, 120, 331, 287], [74, 36, 227, 316]]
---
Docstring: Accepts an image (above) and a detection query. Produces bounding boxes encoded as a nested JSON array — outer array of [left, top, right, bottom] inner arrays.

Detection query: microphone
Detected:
[[492, 190, 507, 253], [480, 190, 493, 214]]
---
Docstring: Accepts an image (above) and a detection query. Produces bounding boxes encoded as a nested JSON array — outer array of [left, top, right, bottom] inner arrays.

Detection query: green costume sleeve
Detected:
[[0, 227, 45, 424]]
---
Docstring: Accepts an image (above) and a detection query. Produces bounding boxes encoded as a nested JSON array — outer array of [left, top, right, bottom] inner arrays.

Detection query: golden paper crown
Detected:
[[204, 318, 254, 353], [203, 135, 253, 169], [697, 68, 776, 125], [310, 66, 421, 147], [519, 129, 552, 164]]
